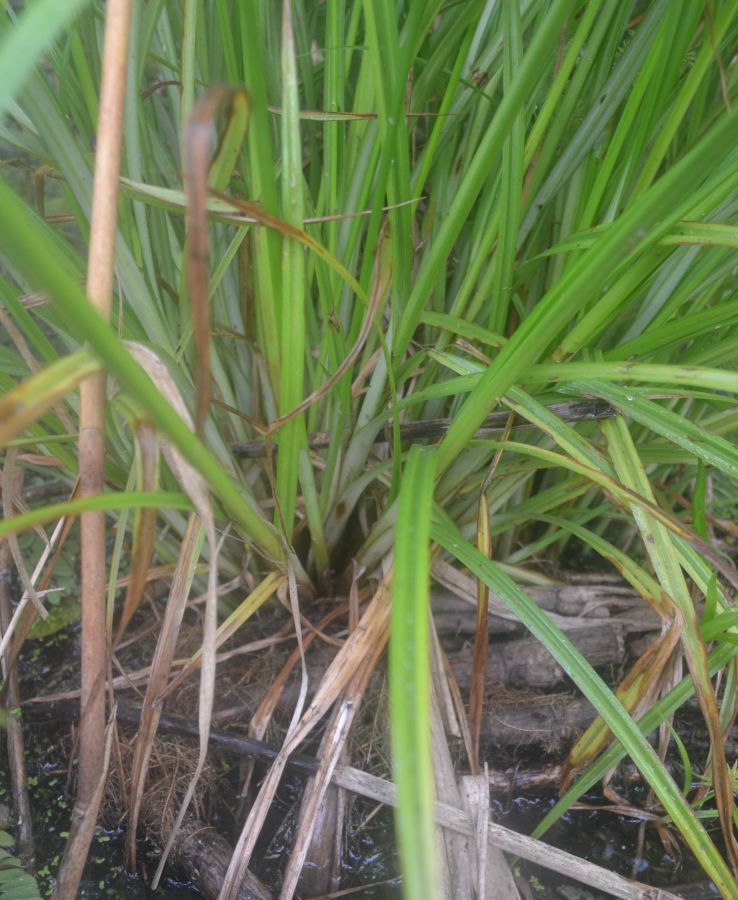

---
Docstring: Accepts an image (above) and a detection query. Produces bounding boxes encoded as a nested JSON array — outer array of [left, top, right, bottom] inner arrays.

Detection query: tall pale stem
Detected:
[[76, 0, 132, 864]]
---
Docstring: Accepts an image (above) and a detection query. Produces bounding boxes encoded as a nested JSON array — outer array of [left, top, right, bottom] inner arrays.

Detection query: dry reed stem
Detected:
[[0, 540, 35, 869], [219, 572, 393, 899], [52, 707, 116, 900], [280, 630, 387, 898], [127, 514, 202, 868], [77, 0, 131, 808], [61, 1, 132, 896]]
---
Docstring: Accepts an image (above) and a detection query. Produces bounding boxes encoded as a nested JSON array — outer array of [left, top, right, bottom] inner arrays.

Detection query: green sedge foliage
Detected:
[[391, 447, 439, 900], [2, 0, 738, 894], [0, 837, 41, 900]]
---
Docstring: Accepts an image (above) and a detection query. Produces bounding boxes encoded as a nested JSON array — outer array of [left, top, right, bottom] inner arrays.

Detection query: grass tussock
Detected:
[[2, 1, 738, 897]]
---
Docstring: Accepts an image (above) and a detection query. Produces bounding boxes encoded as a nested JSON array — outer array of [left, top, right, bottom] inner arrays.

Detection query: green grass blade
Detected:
[[631, 0, 738, 197], [0, 492, 193, 540], [0, 173, 285, 566], [391, 446, 441, 900], [432, 514, 738, 898], [238, 2, 282, 388], [489, 0, 523, 334], [0, 0, 93, 119], [275, 0, 307, 538], [534, 639, 738, 842], [601, 415, 738, 870], [394, 0, 578, 356], [573, 380, 738, 481], [436, 99, 738, 477]]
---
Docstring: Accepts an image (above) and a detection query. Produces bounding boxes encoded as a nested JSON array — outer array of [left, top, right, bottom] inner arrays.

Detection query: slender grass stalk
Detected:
[[76, 0, 131, 814], [276, 0, 307, 539], [58, 4, 132, 898], [391, 446, 440, 900]]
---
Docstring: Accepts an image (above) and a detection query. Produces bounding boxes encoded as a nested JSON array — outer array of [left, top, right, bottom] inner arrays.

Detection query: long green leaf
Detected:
[[601, 415, 738, 872], [432, 514, 738, 898], [0, 174, 285, 567], [391, 446, 440, 900], [0, 492, 193, 539], [576, 380, 738, 481], [435, 100, 738, 475], [534, 638, 738, 844], [0, 0, 93, 119], [276, 0, 307, 538], [394, 0, 579, 355]]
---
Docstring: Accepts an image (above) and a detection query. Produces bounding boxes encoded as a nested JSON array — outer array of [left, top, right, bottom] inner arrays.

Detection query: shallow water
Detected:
[[5, 628, 721, 899], [3, 738, 722, 899]]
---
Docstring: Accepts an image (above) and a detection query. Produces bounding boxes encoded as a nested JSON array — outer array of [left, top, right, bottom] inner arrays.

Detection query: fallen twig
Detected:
[[230, 400, 616, 458]]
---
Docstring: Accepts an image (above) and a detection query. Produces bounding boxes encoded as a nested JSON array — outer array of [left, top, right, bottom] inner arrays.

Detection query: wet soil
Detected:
[[7, 710, 723, 899], [3, 587, 728, 898]]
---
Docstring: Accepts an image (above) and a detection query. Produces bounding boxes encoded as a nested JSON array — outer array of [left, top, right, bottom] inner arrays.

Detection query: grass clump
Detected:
[[2, 1, 738, 897]]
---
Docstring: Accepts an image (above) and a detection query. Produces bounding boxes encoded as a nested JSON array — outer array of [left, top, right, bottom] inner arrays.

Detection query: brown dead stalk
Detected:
[[63, 1, 133, 897]]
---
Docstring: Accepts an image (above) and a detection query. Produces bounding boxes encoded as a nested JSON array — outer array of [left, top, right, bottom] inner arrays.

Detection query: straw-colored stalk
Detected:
[[56, 2, 133, 897]]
